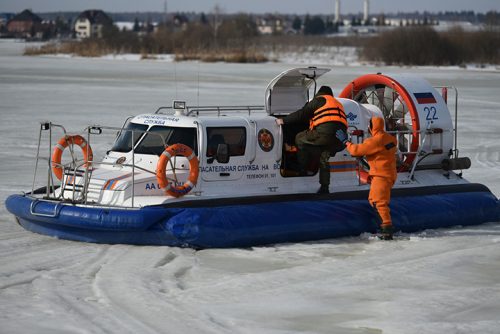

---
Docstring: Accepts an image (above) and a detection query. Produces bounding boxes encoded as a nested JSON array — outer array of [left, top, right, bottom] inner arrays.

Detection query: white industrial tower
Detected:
[[335, 0, 341, 23], [363, 0, 370, 23]]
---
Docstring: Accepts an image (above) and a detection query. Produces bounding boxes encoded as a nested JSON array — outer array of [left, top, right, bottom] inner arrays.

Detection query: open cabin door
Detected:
[[265, 67, 331, 116]]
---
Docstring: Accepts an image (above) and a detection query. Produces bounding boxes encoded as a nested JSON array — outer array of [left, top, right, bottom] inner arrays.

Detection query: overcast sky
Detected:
[[1, 0, 499, 14]]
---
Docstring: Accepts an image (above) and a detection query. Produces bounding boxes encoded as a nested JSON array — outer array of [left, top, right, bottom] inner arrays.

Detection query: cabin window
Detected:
[[135, 126, 197, 156], [111, 123, 197, 155], [111, 122, 148, 153], [206, 127, 246, 158]]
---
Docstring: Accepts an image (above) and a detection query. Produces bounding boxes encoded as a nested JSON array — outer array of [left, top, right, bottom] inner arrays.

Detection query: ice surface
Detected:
[[0, 40, 499, 334]]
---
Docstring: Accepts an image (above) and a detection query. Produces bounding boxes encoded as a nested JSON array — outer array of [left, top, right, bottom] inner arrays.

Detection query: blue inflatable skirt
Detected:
[[5, 183, 500, 248]]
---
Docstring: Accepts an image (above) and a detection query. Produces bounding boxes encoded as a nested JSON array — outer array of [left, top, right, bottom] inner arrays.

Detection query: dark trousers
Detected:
[[295, 122, 347, 187]]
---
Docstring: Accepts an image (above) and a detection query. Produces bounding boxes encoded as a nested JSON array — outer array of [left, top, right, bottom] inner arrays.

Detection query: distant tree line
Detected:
[[24, 11, 500, 65], [362, 27, 500, 65], [26, 14, 267, 62]]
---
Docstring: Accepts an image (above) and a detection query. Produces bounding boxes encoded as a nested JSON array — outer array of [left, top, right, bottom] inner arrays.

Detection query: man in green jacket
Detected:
[[276, 86, 348, 194]]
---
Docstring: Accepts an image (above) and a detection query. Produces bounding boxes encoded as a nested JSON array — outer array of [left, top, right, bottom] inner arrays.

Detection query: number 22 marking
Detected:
[[425, 106, 438, 120]]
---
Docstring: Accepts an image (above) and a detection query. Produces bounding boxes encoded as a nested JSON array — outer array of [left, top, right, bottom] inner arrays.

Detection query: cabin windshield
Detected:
[[111, 122, 148, 153], [135, 125, 198, 156], [111, 123, 198, 156]]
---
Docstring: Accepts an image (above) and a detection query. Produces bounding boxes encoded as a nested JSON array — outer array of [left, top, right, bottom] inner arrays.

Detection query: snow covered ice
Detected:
[[1, 39, 500, 334]]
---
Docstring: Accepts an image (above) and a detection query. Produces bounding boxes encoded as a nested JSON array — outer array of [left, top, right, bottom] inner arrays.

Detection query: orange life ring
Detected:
[[353, 157, 372, 185], [156, 144, 199, 198], [51, 135, 93, 180], [358, 169, 371, 184]]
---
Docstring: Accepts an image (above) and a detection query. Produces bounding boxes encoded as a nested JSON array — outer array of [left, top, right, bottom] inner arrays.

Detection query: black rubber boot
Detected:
[[379, 225, 394, 241], [317, 185, 329, 194]]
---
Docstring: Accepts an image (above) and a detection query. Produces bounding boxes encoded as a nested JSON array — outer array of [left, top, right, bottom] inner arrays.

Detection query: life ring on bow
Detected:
[[51, 135, 93, 180], [156, 144, 199, 198]]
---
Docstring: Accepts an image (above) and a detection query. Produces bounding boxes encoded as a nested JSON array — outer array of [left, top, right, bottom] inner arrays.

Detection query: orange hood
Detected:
[[370, 117, 385, 136]]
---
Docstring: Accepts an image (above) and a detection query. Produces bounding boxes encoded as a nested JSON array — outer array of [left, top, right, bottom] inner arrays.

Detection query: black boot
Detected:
[[378, 225, 394, 240], [317, 185, 329, 194]]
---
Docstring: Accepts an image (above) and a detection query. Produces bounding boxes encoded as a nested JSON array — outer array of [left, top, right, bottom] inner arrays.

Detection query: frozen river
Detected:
[[1, 40, 500, 333]]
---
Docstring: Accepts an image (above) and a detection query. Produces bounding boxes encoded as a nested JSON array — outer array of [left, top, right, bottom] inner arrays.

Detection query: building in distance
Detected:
[[6, 9, 42, 38], [74, 10, 113, 38]]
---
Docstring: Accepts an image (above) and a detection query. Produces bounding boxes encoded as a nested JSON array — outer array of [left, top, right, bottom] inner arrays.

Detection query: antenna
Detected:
[[197, 61, 200, 109], [174, 60, 178, 99], [171, 19, 178, 100]]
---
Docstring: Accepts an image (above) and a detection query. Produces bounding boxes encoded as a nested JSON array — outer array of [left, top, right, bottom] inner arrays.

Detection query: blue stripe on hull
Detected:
[[5, 190, 500, 248]]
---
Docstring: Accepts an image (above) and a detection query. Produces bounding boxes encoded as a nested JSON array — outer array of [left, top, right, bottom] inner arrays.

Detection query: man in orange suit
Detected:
[[337, 117, 397, 240]]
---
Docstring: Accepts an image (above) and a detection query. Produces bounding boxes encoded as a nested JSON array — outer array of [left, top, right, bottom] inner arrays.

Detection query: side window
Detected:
[[206, 127, 246, 158]]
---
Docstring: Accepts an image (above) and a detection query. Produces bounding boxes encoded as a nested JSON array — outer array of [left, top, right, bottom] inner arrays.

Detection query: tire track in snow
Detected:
[[0, 275, 38, 290], [0, 239, 113, 333], [177, 235, 500, 333], [12, 244, 163, 334], [90, 246, 230, 334], [40, 245, 157, 334], [0, 238, 104, 293], [90, 246, 194, 334], [153, 251, 177, 268], [474, 145, 500, 169]]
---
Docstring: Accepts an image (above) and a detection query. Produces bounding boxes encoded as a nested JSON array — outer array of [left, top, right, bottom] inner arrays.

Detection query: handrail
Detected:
[[32, 90, 459, 203], [30, 199, 61, 218], [51, 124, 195, 206], [408, 122, 433, 180], [434, 85, 459, 159], [25, 193, 142, 211], [357, 85, 459, 161], [131, 129, 135, 208], [385, 128, 450, 135], [33, 123, 177, 207], [32, 123, 45, 195], [349, 123, 447, 180], [155, 105, 265, 117], [48, 158, 159, 206], [276, 124, 283, 163], [188, 105, 265, 117]]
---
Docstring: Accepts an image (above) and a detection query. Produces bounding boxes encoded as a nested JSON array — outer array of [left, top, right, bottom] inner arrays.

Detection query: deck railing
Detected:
[[155, 105, 265, 117], [30, 93, 460, 204], [31, 123, 170, 207]]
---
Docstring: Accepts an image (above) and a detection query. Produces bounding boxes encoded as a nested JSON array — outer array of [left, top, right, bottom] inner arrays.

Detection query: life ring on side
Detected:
[[358, 169, 371, 184], [51, 135, 93, 180], [356, 158, 371, 184], [156, 144, 199, 198]]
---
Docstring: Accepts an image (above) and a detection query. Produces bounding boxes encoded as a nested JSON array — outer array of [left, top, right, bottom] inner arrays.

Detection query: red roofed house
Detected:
[[6, 9, 42, 38]]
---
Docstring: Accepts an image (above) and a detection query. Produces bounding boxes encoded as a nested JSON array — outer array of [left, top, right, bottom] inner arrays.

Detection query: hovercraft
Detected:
[[5, 68, 500, 248]]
